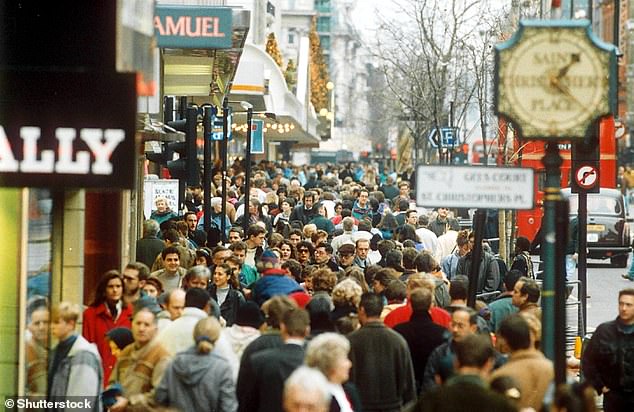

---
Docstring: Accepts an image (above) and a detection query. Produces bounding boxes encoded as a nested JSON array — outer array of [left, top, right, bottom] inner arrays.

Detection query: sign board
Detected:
[[416, 165, 534, 210], [250, 119, 265, 154], [428, 128, 459, 148], [154, 6, 233, 49], [574, 165, 598, 190], [0, 69, 137, 189], [211, 114, 232, 141], [144, 178, 179, 219]]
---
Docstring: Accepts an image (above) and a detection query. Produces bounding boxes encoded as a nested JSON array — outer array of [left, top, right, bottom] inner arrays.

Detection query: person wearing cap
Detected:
[[337, 243, 357, 271], [156, 317, 238, 412], [252, 250, 305, 306], [106, 327, 134, 358]]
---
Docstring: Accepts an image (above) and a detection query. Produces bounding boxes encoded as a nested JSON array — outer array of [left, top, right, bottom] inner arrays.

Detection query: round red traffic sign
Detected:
[[575, 165, 598, 189]]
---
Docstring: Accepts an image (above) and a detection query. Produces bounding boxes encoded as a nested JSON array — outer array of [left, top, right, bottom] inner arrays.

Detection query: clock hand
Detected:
[[557, 53, 581, 79], [550, 77, 590, 113]]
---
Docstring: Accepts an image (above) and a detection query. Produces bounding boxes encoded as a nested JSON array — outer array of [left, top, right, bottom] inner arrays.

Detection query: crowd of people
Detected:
[[25, 161, 634, 411]]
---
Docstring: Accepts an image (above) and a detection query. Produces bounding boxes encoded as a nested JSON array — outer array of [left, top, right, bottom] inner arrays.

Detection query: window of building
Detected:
[[288, 32, 295, 44], [317, 16, 331, 32], [315, 0, 331, 13]]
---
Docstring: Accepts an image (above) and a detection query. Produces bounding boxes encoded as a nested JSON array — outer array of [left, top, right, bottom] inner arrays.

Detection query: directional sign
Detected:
[[416, 165, 534, 210], [210, 113, 232, 141], [575, 165, 598, 190], [428, 128, 459, 148]]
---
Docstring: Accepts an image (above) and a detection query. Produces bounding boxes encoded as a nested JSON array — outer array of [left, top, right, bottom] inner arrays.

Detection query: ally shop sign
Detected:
[[154, 6, 232, 49], [0, 69, 137, 189]]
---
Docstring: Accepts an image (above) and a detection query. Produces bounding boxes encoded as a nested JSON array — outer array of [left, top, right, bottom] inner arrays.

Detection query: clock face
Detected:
[[497, 26, 611, 139]]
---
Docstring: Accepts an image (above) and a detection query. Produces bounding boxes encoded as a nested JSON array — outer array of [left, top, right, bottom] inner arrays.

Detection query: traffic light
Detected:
[[166, 107, 199, 187]]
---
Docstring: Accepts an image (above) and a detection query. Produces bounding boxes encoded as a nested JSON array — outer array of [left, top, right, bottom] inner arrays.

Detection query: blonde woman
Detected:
[[156, 317, 237, 411]]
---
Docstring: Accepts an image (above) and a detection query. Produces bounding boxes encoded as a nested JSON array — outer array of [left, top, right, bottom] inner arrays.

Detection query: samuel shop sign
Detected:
[[0, 69, 137, 189], [154, 6, 233, 49]]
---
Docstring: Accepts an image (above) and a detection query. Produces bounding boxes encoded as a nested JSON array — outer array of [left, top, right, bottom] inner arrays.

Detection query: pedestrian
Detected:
[[238, 308, 310, 412], [135, 219, 166, 267], [208, 263, 246, 326], [394, 288, 450, 393], [26, 297, 49, 395], [416, 334, 516, 412], [305, 332, 363, 411], [490, 314, 554, 411], [510, 236, 535, 279], [149, 196, 177, 226], [121, 262, 150, 306], [155, 317, 238, 412], [283, 366, 332, 412], [48, 302, 102, 410], [107, 308, 171, 411], [582, 288, 634, 411], [348, 292, 417, 411], [428, 207, 460, 237], [82, 270, 133, 385]]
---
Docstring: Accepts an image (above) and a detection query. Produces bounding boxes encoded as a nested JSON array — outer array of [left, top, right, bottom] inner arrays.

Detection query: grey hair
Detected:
[[342, 216, 355, 231], [186, 265, 211, 280], [305, 332, 351, 378], [283, 366, 331, 407], [143, 219, 160, 236]]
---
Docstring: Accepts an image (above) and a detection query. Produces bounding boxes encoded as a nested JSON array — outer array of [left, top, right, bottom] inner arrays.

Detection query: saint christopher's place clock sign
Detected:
[[494, 20, 617, 140]]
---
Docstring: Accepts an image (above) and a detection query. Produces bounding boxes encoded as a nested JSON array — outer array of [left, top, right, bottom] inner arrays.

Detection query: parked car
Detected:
[[563, 188, 632, 267]]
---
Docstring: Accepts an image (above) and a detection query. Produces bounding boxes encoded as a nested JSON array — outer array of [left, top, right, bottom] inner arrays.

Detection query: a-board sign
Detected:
[[144, 178, 179, 219], [416, 165, 534, 210]]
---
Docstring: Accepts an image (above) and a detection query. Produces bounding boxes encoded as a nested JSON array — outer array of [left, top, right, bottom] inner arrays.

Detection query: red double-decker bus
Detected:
[[515, 117, 618, 242]]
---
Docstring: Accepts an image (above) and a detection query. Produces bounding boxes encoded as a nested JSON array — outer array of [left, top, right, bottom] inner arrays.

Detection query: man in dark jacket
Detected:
[[290, 191, 317, 226], [428, 207, 460, 237], [417, 334, 515, 412], [237, 308, 310, 412], [455, 233, 500, 300], [348, 292, 416, 412], [582, 288, 634, 411], [394, 288, 449, 392], [136, 219, 165, 267]]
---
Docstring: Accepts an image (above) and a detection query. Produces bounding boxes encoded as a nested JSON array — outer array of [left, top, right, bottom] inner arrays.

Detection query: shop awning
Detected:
[[228, 44, 320, 147]]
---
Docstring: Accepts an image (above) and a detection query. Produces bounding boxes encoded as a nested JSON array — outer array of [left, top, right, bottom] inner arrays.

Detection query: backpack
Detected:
[[495, 257, 508, 292]]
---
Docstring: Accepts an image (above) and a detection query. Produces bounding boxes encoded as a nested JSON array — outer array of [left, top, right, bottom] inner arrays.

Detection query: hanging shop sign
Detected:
[[0, 69, 137, 189], [154, 6, 233, 49]]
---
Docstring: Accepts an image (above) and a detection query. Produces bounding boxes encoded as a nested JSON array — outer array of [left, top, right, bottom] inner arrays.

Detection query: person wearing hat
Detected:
[[337, 243, 357, 272], [252, 249, 305, 306], [105, 327, 134, 359]]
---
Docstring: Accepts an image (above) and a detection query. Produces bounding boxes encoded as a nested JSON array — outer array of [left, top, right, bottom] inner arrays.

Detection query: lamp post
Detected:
[[241, 101, 254, 234]]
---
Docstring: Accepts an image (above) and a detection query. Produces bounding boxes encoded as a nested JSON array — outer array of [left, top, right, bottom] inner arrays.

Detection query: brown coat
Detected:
[[489, 349, 554, 410], [110, 339, 171, 411]]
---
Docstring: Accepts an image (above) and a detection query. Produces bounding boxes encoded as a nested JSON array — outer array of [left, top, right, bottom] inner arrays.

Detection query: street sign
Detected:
[[574, 165, 598, 190], [210, 113, 232, 141], [428, 128, 459, 148], [416, 165, 534, 209], [250, 119, 264, 154]]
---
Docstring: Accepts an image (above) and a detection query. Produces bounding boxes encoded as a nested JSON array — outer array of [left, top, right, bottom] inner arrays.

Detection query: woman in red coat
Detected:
[[82, 270, 133, 385]]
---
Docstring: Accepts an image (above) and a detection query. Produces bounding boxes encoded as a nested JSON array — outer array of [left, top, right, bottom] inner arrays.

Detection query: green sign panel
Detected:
[[154, 6, 232, 49]]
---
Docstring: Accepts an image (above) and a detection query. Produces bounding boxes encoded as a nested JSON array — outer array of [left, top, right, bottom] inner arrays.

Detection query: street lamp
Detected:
[[240, 101, 254, 234]]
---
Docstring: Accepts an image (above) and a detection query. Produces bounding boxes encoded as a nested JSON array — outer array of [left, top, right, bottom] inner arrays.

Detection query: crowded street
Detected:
[[2, 1, 634, 412]]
